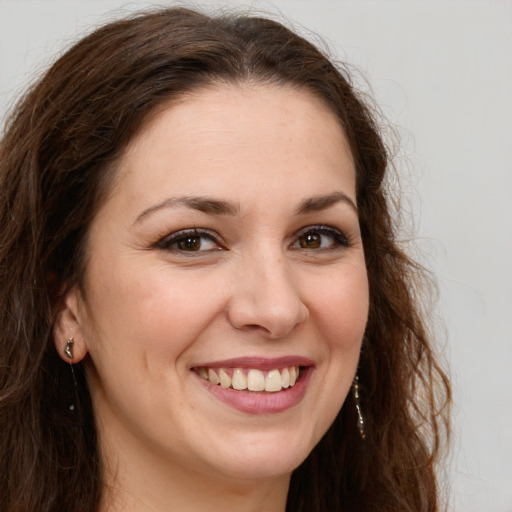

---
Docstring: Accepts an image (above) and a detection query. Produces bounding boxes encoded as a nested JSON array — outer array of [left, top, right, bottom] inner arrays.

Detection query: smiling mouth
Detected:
[[194, 366, 305, 393]]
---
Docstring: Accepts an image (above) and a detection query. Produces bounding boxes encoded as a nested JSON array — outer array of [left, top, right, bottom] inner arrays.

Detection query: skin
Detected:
[[55, 83, 369, 512]]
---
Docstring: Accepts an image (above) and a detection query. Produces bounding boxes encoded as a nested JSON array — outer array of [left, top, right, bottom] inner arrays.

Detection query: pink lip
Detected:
[[193, 358, 314, 415], [193, 355, 315, 371]]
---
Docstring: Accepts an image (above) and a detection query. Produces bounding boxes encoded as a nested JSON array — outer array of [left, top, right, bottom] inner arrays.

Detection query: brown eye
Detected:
[[177, 236, 202, 251], [157, 230, 221, 252], [298, 233, 321, 249], [292, 226, 350, 251]]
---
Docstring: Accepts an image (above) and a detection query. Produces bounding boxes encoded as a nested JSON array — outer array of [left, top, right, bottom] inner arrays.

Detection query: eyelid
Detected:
[[154, 224, 351, 253], [291, 224, 351, 249], [155, 228, 223, 251]]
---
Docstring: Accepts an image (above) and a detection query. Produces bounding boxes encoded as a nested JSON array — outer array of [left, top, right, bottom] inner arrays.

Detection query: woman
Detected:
[[0, 7, 450, 512]]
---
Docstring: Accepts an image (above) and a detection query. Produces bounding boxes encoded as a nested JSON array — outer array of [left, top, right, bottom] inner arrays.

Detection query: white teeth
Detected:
[[281, 367, 290, 388], [208, 368, 220, 385], [200, 366, 302, 392], [232, 368, 247, 390], [219, 369, 231, 388], [289, 366, 297, 386], [265, 369, 282, 392], [247, 369, 265, 391]]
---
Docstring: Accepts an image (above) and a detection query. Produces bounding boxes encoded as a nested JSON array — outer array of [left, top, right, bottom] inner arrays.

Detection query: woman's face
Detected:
[[65, 84, 369, 483]]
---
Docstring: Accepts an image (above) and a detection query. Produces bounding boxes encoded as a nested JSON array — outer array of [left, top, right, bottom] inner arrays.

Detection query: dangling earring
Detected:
[[353, 374, 366, 440], [64, 337, 74, 360], [64, 337, 79, 412]]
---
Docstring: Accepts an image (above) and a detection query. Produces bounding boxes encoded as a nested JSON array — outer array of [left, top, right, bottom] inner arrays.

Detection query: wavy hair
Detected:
[[0, 7, 450, 511]]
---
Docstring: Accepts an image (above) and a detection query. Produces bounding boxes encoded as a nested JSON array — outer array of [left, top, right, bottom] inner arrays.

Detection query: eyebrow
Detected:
[[134, 190, 357, 225], [134, 196, 240, 224], [295, 191, 358, 214]]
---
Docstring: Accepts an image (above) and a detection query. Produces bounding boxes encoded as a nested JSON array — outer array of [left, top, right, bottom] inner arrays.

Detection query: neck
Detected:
[[98, 434, 290, 512], [100, 463, 290, 512]]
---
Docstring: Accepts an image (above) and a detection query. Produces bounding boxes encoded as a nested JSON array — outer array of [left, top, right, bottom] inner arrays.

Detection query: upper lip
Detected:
[[192, 356, 315, 371]]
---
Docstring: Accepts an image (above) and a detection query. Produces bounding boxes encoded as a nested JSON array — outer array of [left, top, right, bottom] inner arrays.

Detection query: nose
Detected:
[[227, 252, 309, 339]]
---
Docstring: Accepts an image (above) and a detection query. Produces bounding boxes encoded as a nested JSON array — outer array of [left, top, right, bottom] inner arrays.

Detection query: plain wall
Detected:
[[1, 1, 511, 510]]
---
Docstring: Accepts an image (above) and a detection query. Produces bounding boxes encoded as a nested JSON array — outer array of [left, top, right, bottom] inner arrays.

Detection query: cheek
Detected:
[[134, 272, 228, 349], [300, 264, 368, 442], [81, 269, 228, 426], [83, 267, 228, 364], [309, 264, 369, 349]]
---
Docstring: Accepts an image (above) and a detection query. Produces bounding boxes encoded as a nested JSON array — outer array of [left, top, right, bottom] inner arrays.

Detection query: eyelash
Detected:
[[292, 225, 350, 251], [156, 228, 221, 252], [155, 225, 351, 254]]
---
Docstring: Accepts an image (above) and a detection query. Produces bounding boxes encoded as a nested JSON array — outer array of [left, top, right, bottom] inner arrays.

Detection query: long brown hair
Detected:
[[0, 7, 450, 511]]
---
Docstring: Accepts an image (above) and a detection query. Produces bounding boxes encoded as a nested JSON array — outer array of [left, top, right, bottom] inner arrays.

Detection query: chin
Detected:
[[196, 428, 316, 482]]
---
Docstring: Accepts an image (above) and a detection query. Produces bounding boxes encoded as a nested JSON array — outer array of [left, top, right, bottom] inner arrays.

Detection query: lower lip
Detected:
[[197, 367, 313, 415]]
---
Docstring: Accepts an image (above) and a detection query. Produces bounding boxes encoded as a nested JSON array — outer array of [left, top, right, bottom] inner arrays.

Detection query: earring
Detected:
[[353, 374, 366, 440], [64, 337, 79, 412], [64, 337, 74, 360]]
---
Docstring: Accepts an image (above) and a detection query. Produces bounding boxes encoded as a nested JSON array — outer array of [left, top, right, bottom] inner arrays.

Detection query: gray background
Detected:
[[1, 1, 510, 510]]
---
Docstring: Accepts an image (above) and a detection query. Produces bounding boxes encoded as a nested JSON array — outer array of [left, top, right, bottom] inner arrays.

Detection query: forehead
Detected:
[[108, 83, 355, 214]]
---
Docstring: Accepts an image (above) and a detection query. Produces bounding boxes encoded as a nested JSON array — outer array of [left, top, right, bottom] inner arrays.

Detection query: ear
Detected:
[[53, 286, 89, 363]]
